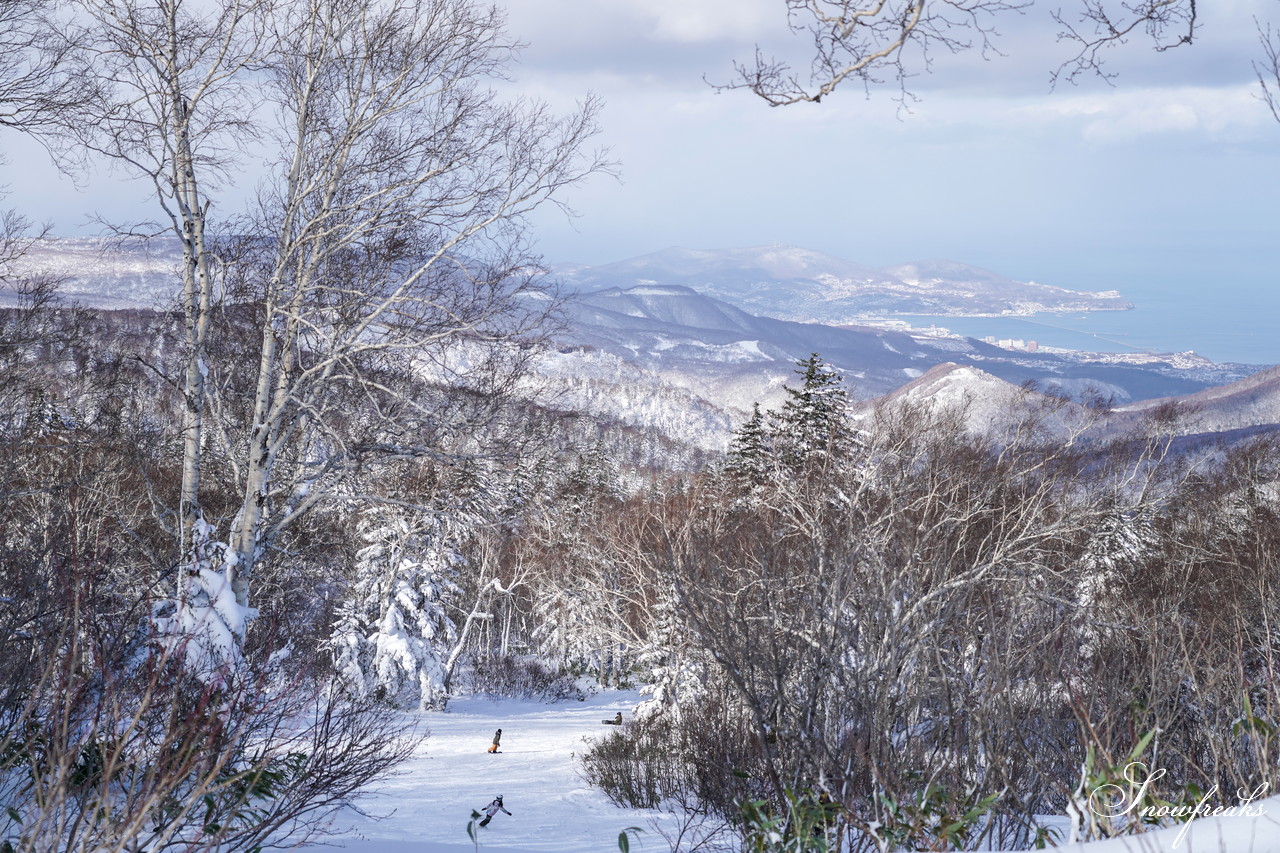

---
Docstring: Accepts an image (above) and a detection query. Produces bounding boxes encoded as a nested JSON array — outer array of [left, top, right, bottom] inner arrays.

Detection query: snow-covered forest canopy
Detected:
[[7, 297, 1280, 850], [3, 1, 1280, 852]]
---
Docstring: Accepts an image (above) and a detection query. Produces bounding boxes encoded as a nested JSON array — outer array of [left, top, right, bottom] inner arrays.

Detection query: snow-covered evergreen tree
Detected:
[[1073, 505, 1156, 662], [531, 581, 633, 687], [725, 401, 771, 487], [770, 353, 858, 468], [531, 586, 588, 663], [560, 437, 621, 512], [332, 508, 461, 710], [523, 449, 639, 687], [634, 590, 706, 721]]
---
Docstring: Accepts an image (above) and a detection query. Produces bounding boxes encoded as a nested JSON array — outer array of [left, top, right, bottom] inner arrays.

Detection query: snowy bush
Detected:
[[152, 519, 256, 688], [0, 504, 422, 853], [572, 378, 1280, 849], [581, 716, 700, 811]]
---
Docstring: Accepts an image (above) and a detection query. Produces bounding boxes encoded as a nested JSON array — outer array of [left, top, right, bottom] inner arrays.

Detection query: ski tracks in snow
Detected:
[[301, 691, 666, 853]]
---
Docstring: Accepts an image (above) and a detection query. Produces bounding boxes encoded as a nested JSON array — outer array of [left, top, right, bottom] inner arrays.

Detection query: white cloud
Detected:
[[1007, 84, 1272, 141], [637, 0, 774, 43], [505, 0, 775, 52]]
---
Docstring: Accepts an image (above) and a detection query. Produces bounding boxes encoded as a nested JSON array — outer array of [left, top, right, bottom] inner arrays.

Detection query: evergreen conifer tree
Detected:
[[725, 401, 772, 486], [332, 508, 460, 710], [771, 353, 857, 468], [634, 590, 706, 721]]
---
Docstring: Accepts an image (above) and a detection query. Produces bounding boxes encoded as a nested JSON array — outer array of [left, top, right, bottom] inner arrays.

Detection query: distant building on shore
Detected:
[[990, 337, 1038, 353]]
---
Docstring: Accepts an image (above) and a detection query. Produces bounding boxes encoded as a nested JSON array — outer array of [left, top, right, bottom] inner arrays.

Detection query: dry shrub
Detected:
[[462, 654, 587, 702], [578, 403, 1280, 849]]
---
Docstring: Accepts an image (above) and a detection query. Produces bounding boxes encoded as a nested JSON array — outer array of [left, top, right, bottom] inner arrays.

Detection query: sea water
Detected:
[[895, 280, 1280, 366], [882, 244, 1280, 366]]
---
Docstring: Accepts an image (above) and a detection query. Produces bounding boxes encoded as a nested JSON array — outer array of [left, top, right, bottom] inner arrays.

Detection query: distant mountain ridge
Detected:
[[863, 361, 1280, 448], [9, 238, 1265, 455], [553, 245, 1132, 323], [556, 282, 1247, 415], [1116, 365, 1280, 434], [7, 239, 1131, 321], [5, 237, 182, 309]]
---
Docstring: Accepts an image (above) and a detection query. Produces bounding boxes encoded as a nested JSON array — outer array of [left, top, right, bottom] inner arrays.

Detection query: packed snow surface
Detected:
[[300, 692, 668, 853], [987, 810, 1280, 852], [301, 691, 1280, 853]]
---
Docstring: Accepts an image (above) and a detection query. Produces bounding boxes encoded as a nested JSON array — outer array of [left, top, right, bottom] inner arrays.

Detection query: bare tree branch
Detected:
[[0, 0, 93, 132], [213, 0, 612, 610], [1256, 14, 1280, 124], [721, 0, 1199, 106], [1052, 0, 1197, 86]]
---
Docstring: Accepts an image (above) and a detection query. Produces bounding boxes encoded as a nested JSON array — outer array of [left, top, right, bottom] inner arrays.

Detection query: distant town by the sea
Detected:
[[895, 304, 1277, 367]]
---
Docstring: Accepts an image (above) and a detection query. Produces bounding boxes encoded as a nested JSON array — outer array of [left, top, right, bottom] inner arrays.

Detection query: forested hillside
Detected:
[[6, 292, 1280, 850], [3, 0, 1279, 851]]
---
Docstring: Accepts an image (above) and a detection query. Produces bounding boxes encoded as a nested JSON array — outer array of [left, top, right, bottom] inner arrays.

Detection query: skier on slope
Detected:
[[487, 728, 502, 753], [478, 794, 511, 827]]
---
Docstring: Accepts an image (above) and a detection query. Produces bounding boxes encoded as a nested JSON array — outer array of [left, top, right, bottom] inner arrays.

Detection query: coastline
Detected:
[[859, 309, 1277, 367]]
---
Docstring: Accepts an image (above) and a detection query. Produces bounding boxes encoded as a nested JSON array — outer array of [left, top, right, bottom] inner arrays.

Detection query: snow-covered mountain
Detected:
[[556, 283, 1245, 417], [857, 361, 1280, 448], [1114, 364, 1280, 434], [6, 237, 183, 309], [8, 237, 1264, 454], [526, 346, 736, 455], [860, 363, 1051, 435], [554, 245, 1132, 322]]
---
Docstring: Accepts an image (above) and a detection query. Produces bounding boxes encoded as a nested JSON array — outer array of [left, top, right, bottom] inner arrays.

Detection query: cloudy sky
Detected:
[[5, 0, 1279, 357], [503, 0, 1280, 324]]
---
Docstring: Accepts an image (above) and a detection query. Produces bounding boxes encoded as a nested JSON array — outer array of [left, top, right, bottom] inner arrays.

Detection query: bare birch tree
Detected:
[[213, 0, 608, 611], [42, 0, 608, 632], [0, 0, 88, 132], [48, 0, 270, 559]]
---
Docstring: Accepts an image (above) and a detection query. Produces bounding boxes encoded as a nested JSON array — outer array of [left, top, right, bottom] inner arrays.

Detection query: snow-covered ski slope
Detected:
[[302, 691, 1280, 853], [301, 691, 669, 853]]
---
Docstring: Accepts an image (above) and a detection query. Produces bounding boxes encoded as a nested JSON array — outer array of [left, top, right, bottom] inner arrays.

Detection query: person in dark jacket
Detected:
[[478, 794, 511, 827], [487, 728, 502, 754]]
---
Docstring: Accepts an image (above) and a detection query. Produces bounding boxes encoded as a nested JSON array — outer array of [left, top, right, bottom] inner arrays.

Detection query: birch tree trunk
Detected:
[[48, 0, 267, 562], [174, 105, 215, 559]]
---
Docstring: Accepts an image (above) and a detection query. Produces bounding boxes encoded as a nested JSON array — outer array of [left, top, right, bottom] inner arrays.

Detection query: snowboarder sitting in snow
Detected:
[[602, 711, 622, 726], [478, 794, 511, 827], [487, 728, 502, 754]]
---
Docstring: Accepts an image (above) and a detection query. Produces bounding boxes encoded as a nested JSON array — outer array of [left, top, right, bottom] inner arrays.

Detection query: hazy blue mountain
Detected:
[[9, 237, 1261, 453], [556, 283, 1249, 416], [553, 245, 1132, 322]]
